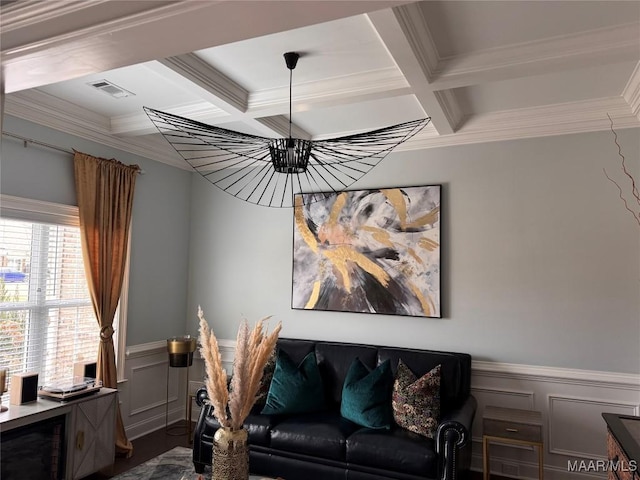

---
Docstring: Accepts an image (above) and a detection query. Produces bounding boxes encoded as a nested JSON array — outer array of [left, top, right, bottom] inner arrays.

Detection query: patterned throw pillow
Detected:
[[392, 360, 441, 439], [255, 349, 276, 406]]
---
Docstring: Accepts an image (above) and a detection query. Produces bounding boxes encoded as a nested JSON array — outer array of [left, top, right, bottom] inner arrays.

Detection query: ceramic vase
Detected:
[[212, 426, 249, 480]]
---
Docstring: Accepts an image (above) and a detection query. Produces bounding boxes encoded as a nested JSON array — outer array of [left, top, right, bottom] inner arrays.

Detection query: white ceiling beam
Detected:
[[114, 58, 312, 139], [1, 0, 411, 93], [112, 64, 412, 136], [367, 7, 460, 135], [0, 0, 166, 43], [158, 54, 249, 114], [248, 67, 411, 117], [431, 22, 640, 90], [148, 55, 296, 138]]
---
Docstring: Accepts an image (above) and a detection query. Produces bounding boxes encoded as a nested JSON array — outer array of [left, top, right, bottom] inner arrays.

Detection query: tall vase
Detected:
[[212, 426, 249, 480]]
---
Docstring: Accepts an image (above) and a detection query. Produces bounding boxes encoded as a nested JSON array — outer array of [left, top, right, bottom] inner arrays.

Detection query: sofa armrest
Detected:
[[195, 386, 209, 407], [436, 395, 477, 480]]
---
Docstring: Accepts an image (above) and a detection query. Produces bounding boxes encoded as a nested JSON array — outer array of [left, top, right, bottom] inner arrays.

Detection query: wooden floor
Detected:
[[84, 421, 501, 480], [83, 421, 195, 479]]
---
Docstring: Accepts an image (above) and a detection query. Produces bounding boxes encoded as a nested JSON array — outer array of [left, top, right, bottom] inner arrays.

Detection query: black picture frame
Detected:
[[292, 185, 441, 318]]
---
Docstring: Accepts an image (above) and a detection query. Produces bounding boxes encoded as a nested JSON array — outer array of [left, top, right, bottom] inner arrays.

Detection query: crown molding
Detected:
[[398, 96, 640, 151], [248, 67, 409, 114], [622, 61, 640, 120], [6, 89, 111, 132], [5, 90, 186, 169], [431, 22, 640, 90], [111, 102, 229, 136], [6, 86, 640, 162]]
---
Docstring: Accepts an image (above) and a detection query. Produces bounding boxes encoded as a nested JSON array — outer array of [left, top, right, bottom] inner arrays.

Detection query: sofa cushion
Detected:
[[340, 358, 393, 429], [315, 342, 378, 408], [261, 350, 325, 415], [276, 338, 316, 365], [269, 411, 358, 461], [243, 411, 278, 447], [392, 360, 441, 439], [346, 428, 438, 477]]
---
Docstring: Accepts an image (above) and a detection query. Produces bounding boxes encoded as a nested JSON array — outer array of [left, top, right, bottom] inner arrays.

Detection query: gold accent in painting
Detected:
[[292, 185, 441, 318]]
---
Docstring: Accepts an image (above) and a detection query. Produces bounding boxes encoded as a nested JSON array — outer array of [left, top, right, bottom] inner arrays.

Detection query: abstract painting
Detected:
[[292, 185, 441, 318]]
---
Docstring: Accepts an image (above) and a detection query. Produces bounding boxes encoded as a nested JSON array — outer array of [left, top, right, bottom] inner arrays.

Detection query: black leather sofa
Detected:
[[193, 338, 476, 480]]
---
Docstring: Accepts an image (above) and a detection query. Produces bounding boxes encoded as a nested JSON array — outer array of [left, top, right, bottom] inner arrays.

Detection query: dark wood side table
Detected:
[[483, 406, 544, 480], [603, 413, 640, 480]]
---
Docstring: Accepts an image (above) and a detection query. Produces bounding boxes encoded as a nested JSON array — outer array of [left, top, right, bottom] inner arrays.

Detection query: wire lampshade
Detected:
[[144, 52, 431, 208]]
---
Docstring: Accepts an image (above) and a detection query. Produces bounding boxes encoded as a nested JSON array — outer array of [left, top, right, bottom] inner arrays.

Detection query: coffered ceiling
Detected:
[[1, 0, 639, 169]]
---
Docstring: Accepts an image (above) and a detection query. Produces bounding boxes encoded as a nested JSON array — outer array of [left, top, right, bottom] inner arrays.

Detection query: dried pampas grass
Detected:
[[198, 306, 281, 430]]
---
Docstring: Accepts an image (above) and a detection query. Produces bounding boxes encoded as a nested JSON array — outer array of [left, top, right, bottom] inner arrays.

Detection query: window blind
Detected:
[[0, 217, 99, 393]]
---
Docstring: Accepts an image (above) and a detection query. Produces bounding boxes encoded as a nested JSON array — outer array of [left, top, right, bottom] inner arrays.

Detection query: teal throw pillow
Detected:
[[261, 350, 325, 415], [340, 358, 393, 429]]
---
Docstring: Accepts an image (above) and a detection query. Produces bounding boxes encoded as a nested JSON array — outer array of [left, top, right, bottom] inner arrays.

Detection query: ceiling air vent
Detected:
[[88, 80, 135, 99]]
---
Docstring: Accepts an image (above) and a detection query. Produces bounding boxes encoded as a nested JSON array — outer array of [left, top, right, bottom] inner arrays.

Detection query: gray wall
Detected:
[[187, 129, 640, 374], [2, 116, 638, 373], [1, 116, 192, 345]]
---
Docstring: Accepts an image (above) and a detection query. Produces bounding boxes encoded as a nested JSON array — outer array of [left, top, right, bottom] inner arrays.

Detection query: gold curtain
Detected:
[[73, 151, 140, 458]]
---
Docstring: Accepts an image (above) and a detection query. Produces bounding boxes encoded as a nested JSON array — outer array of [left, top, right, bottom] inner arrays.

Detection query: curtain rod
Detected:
[[2, 131, 145, 174], [2, 131, 73, 155]]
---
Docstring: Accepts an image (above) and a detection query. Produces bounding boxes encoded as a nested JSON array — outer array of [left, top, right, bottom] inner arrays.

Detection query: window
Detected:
[[0, 195, 127, 394]]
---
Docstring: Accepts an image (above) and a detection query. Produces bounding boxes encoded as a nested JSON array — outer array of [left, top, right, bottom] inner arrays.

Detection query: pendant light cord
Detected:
[[289, 67, 293, 140]]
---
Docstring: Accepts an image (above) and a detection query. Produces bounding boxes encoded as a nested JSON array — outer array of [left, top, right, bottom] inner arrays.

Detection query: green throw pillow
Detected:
[[392, 360, 441, 439], [340, 358, 393, 429], [261, 350, 325, 415]]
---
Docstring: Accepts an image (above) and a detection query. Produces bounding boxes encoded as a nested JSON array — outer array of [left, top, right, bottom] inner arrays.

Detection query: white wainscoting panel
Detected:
[[120, 339, 640, 479], [120, 339, 235, 439], [121, 341, 189, 440], [472, 361, 640, 480], [547, 395, 639, 459], [129, 359, 177, 416]]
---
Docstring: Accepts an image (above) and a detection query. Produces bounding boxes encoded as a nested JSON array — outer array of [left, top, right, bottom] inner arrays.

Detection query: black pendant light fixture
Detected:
[[144, 52, 431, 208]]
